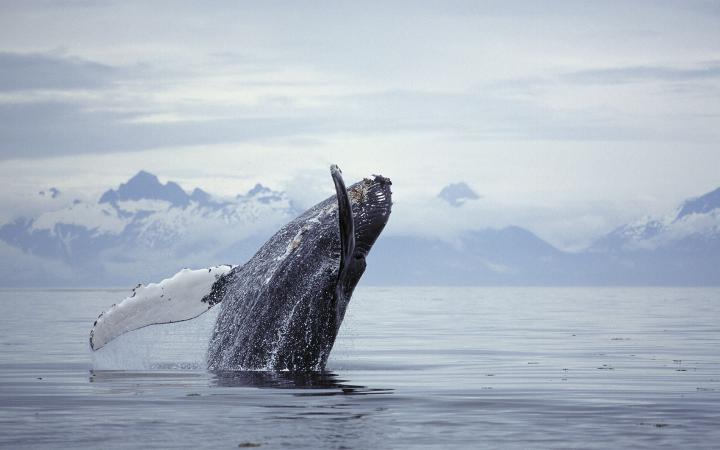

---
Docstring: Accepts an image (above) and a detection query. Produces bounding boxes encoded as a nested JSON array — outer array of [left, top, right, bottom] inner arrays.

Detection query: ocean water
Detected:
[[0, 287, 719, 449]]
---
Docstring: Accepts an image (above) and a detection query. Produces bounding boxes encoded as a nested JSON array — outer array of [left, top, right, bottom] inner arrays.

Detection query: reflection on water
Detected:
[[89, 369, 394, 396], [1, 287, 720, 449], [210, 370, 393, 396], [88, 369, 207, 382]]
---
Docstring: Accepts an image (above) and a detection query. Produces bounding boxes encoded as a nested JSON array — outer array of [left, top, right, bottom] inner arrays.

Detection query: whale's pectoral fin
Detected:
[[89, 265, 235, 351], [330, 164, 355, 275]]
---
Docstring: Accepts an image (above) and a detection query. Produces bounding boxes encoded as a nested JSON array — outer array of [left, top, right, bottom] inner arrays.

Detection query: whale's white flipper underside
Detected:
[[90, 265, 235, 350]]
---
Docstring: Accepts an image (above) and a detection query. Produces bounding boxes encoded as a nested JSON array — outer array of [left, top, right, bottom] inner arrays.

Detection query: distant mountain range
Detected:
[[0, 171, 297, 286], [1, 172, 718, 286], [370, 186, 720, 285], [591, 186, 720, 254]]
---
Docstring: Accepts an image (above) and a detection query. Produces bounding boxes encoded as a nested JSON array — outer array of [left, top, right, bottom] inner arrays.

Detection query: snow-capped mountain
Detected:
[[0, 175, 718, 286], [591, 186, 720, 253], [437, 182, 480, 207], [0, 171, 297, 284], [367, 185, 720, 286]]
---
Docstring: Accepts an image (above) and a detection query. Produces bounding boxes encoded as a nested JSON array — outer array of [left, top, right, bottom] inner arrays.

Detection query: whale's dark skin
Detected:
[[205, 166, 392, 372]]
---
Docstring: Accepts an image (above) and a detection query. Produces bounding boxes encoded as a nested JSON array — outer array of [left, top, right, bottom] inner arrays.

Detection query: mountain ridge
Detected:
[[99, 170, 190, 207], [1, 172, 718, 286]]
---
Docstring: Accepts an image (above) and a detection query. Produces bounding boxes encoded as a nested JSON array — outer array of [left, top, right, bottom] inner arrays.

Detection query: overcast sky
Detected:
[[1, 0, 719, 249]]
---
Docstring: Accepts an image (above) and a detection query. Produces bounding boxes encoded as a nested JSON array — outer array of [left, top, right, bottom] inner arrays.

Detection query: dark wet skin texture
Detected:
[[206, 166, 392, 372]]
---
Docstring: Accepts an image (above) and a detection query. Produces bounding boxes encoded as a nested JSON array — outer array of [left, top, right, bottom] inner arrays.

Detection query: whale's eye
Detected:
[[354, 254, 364, 260]]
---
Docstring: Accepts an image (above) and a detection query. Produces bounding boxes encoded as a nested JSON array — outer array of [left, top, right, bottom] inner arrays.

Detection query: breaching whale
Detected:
[[89, 165, 392, 372]]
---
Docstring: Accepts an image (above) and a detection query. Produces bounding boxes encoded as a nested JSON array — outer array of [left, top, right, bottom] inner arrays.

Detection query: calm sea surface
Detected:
[[0, 287, 719, 449]]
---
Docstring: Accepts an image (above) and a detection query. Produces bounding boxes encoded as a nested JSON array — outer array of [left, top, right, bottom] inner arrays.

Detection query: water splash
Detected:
[[91, 307, 220, 370]]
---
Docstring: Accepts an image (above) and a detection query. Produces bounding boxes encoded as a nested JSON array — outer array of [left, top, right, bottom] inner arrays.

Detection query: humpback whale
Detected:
[[89, 165, 392, 372]]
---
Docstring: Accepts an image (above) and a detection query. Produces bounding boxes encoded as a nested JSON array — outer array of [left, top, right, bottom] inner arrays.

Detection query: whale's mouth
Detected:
[[352, 175, 392, 257]]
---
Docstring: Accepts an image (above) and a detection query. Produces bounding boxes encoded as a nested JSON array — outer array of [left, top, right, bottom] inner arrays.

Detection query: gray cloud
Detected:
[[0, 101, 316, 159], [0, 52, 117, 91], [564, 62, 720, 85], [8, 76, 717, 161], [337, 90, 648, 141], [0, 3, 717, 164], [0, 89, 652, 160]]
